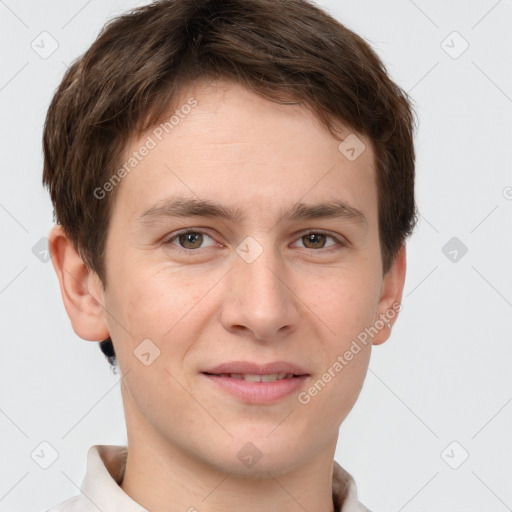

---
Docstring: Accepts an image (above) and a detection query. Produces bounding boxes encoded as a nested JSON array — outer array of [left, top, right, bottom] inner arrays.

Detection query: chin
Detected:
[[199, 426, 309, 477]]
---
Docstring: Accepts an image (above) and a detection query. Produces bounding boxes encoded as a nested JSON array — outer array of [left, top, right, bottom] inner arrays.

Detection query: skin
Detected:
[[49, 79, 406, 512]]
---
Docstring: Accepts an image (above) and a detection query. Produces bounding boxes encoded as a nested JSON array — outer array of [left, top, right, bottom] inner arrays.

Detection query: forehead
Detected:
[[109, 79, 378, 227]]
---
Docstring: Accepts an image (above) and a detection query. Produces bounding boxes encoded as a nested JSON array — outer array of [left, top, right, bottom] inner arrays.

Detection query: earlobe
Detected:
[[48, 225, 110, 341], [372, 245, 407, 346]]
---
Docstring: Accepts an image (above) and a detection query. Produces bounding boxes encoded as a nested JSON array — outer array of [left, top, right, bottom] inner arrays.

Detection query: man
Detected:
[[43, 0, 416, 510]]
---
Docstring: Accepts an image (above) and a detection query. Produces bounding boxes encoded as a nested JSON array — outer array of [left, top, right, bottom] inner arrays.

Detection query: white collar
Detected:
[[81, 445, 146, 512]]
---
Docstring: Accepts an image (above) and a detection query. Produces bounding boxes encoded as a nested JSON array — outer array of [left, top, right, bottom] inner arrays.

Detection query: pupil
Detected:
[[305, 233, 325, 248], [180, 233, 202, 248]]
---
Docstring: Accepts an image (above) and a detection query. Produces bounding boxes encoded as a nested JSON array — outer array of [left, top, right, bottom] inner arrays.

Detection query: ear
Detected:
[[48, 225, 110, 341], [371, 245, 407, 346]]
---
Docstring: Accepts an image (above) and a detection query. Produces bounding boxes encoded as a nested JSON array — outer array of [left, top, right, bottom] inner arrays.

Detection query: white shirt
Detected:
[[47, 445, 371, 512]]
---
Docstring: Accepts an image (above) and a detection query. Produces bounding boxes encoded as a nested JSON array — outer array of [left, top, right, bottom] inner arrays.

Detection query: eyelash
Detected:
[[162, 229, 346, 254]]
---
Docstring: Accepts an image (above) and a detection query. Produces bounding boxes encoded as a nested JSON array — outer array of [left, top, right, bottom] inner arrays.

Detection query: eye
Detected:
[[162, 229, 345, 254], [293, 231, 343, 250], [163, 230, 217, 251]]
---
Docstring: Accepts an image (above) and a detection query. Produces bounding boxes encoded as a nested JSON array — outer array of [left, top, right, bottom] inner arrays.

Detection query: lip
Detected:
[[201, 361, 310, 404], [204, 361, 308, 376]]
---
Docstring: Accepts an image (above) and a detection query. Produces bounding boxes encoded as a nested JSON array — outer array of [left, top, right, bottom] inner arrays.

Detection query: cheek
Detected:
[[105, 263, 214, 355], [310, 269, 381, 342], [304, 270, 378, 404]]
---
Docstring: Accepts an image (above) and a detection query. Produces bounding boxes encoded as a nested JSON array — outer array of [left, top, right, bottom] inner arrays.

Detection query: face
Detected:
[[85, 79, 403, 475]]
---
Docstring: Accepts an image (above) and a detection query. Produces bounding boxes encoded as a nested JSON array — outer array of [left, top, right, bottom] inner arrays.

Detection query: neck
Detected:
[[120, 431, 337, 512]]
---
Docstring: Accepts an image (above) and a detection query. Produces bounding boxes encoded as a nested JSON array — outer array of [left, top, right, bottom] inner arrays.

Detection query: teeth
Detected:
[[261, 373, 287, 382], [223, 373, 293, 382]]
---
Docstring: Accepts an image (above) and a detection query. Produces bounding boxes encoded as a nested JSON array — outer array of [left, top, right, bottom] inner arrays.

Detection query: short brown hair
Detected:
[[43, 0, 417, 369]]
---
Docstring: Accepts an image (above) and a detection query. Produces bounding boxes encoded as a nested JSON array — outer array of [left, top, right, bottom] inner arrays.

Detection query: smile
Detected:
[[212, 373, 296, 382]]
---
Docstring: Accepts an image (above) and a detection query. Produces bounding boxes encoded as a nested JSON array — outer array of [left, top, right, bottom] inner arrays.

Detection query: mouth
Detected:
[[204, 372, 298, 382], [201, 361, 310, 404]]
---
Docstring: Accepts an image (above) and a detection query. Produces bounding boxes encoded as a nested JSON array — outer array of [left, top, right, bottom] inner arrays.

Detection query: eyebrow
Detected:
[[137, 196, 368, 229]]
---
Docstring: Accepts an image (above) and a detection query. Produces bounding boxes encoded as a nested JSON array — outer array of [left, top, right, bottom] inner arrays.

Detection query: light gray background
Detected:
[[1, 0, 511, 511]]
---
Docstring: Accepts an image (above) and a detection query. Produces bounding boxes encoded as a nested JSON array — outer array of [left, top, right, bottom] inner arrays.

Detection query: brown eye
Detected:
[[163, 230, 217, 253], [293, 231, 343, 251], [301, 233, 328, 249], [177, 232, 204, 249]]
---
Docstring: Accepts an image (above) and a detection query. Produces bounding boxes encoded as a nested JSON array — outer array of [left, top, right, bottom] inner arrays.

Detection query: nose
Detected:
[[219, 241, 301, 342]]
